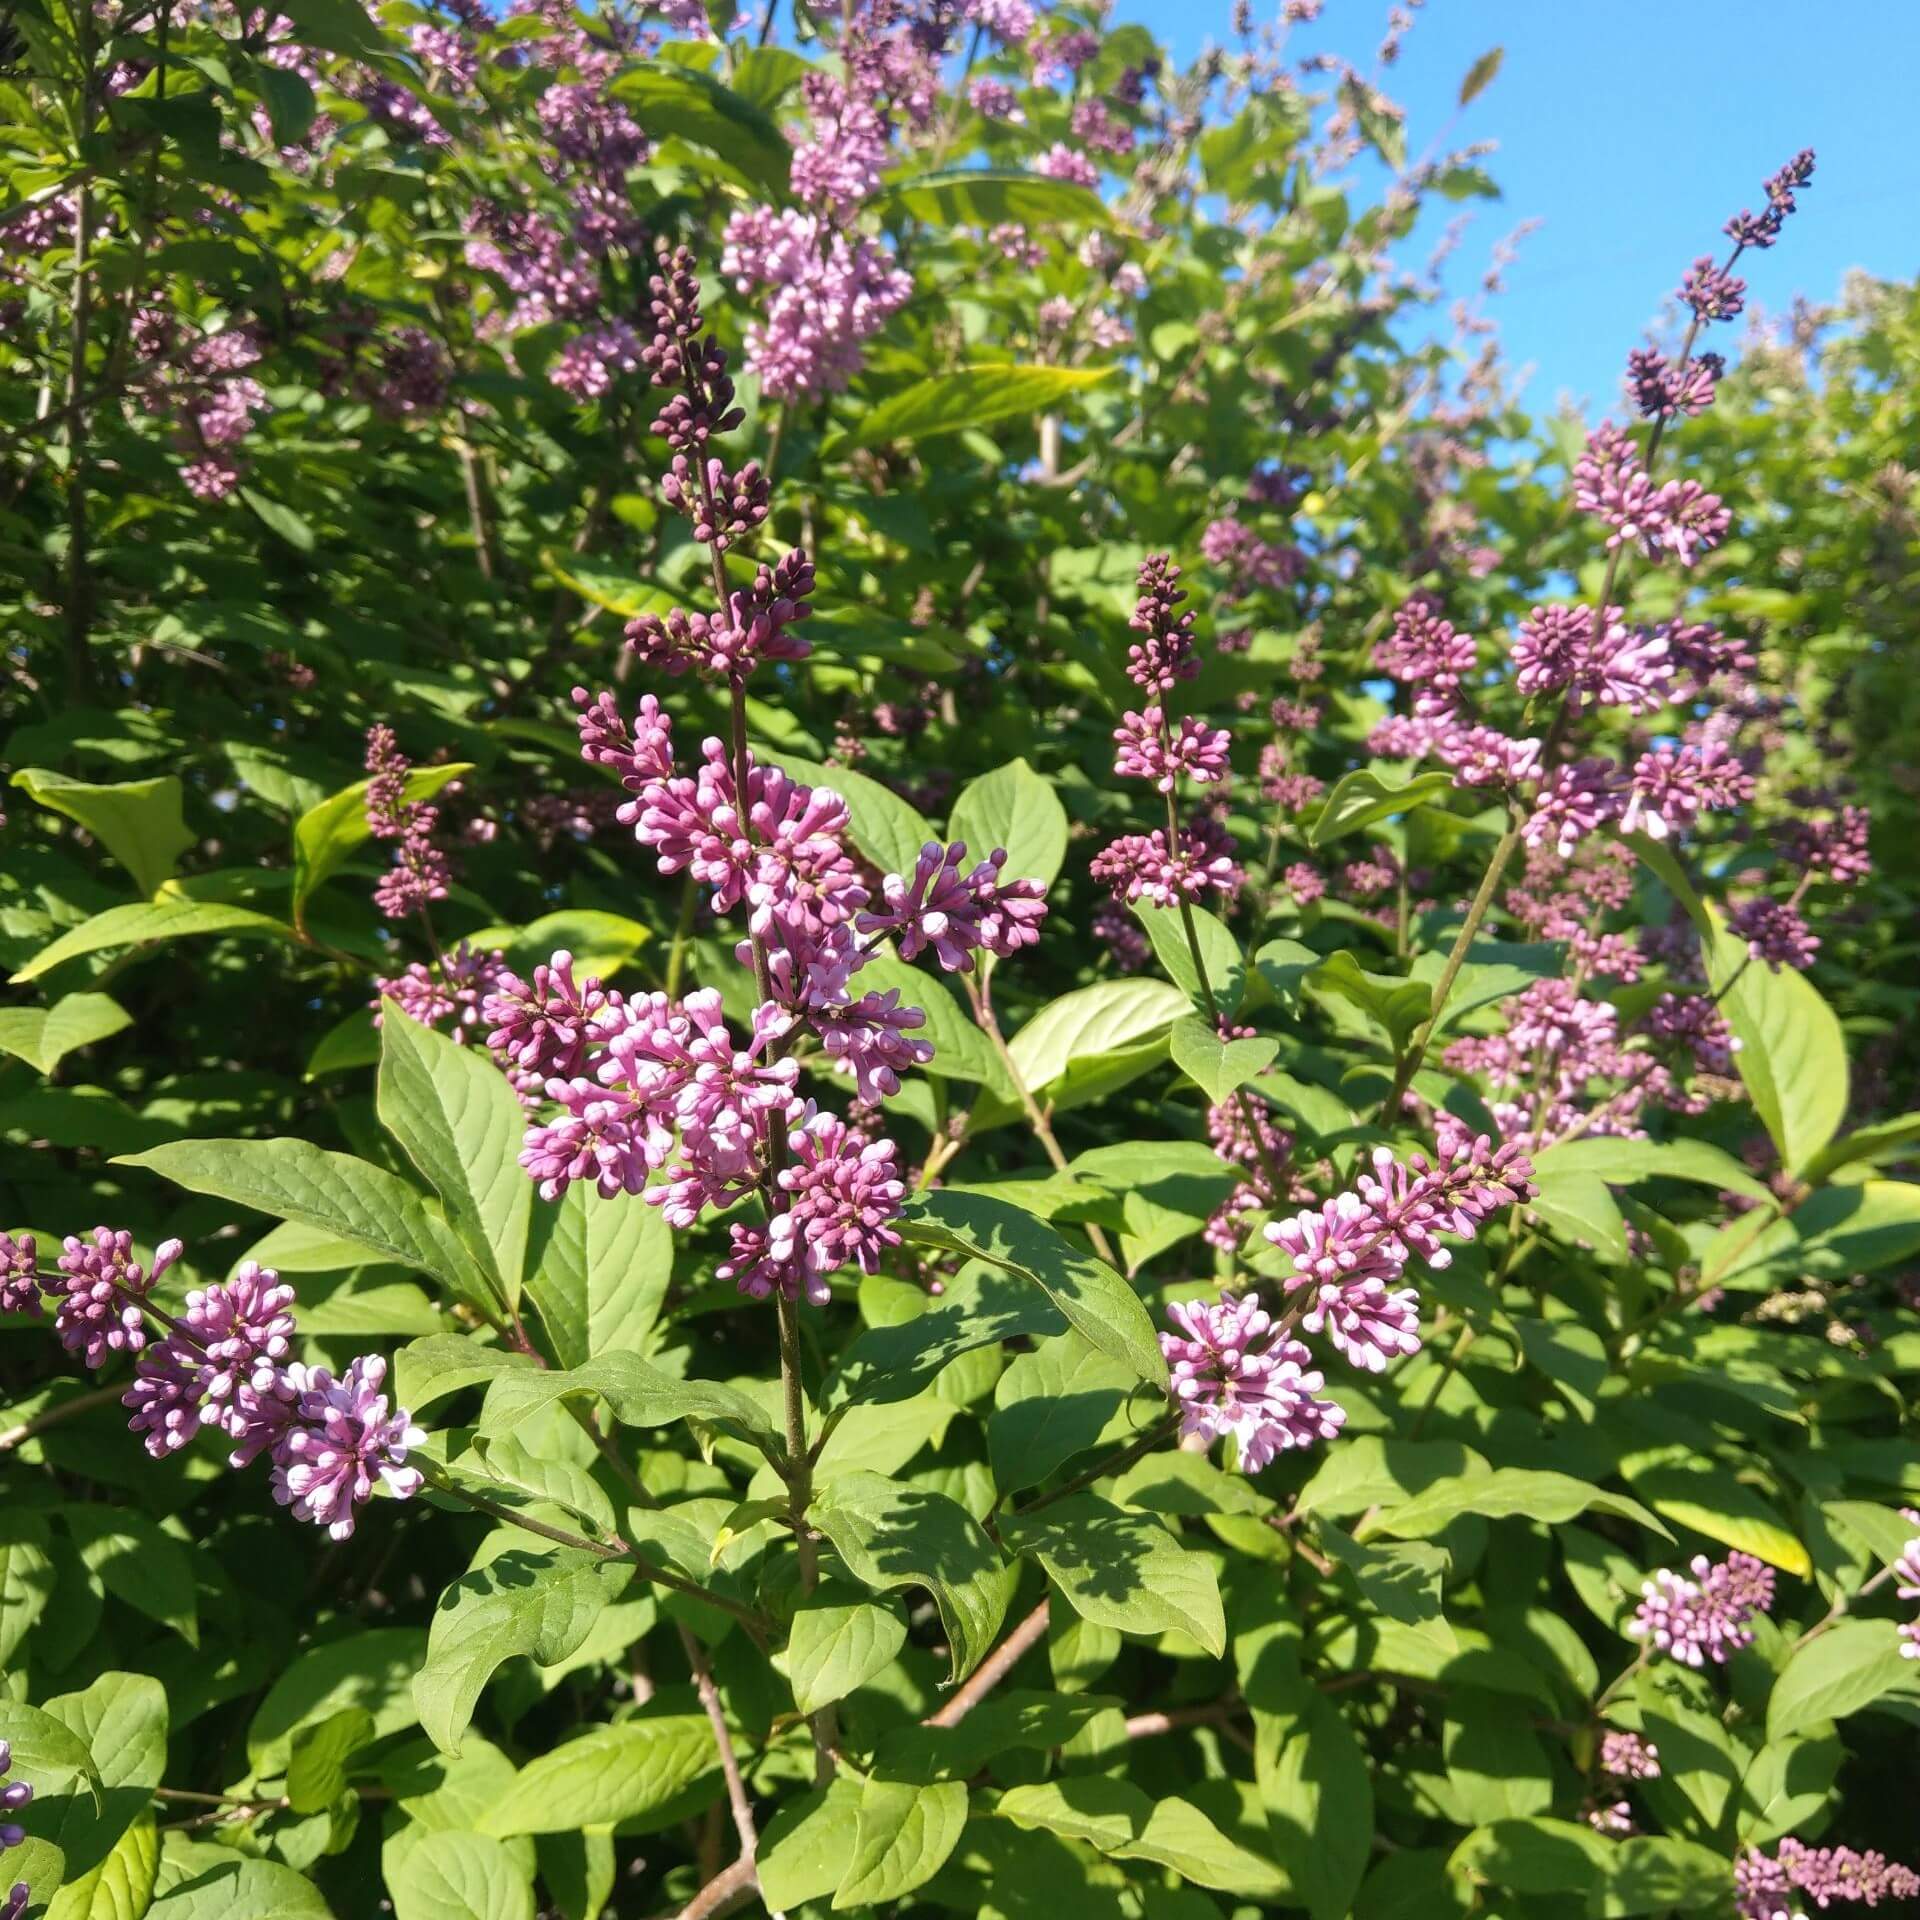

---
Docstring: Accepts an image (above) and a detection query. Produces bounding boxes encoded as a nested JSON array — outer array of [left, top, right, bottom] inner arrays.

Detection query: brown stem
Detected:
[[673, 1853, 758, 1920], [926, 1600, 1051, 1726], [681, 1627, 758, 1867]]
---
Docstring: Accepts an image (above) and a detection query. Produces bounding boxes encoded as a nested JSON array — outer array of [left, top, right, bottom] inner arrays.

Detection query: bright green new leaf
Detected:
[[480, 1719, 715, 1835], [390, 1831, 534, 1920], [1308, 766, 1455, 847], [786, 1586, 910, 1716], [833, 1775, 969, 1909], [10, 767, 194, 898], [11, 896, 295, 985], [839, 363, 1117, 453], [378, 1005, 531, 1310], [947, 758, 1069, 892], [0, 993, 130, 1076], [1766, 1620, 1919, 1742], [1168, 1014, 1278, 1103], [523, 1183, 673, 1370]]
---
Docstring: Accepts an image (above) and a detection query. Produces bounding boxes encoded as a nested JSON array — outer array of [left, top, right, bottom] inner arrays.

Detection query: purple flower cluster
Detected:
[[1736, 1839, 1918, 1920], [6, 1233, 422, 1540], [1, 1233, 39, 1317], [503, 237, 1045, 1309], [1574, 422, 1731, 567], [1262, 1138, 1534, 1372], [364, 724, 452, 920], [1113, 708, 1232, 793], [1629, 1550, 1776, 1667], [1160, 1294, 1345, 1469]]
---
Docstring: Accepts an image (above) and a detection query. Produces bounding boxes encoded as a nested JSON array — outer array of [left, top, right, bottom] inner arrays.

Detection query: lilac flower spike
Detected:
[[1160, 1293, 1346, 1470], [856, 842, 1047, 972], [0, 1234, 39, 1317], [1629, 1550, 1775, 1666], [0, 1739, 32, 1850], [53, 1228, 182, 1368], [268, 1355, 425, 1542]]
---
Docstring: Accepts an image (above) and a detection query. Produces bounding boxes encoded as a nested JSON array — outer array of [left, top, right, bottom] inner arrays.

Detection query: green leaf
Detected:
[[1000, 977, 1189, 1111], [275, 0, 384, 58], [1709, 903, 1849, 1176], [479, 1719, 715, 1835], [390, 1832, 534, 1920], [988, 1333, 1139, 1494], [524, 1183, 672, 1369], [947, 758, 1069, 892], [1308, 767, 1455, 847], [10, 768, 194, 897], [1620, 1458, 1811, 1576], [62, 1508, 198, 1646], [1306, 950, 1430, 1051], [810, 1472, 1016, 1684], [1597, 1836, 1739, 1916], [839, 365, 1118, 453], [1168, 1014, 1277, 1104], [1001, 1495, 1225, 1657], [460, 911, 653, 985], [248, 1628, 429, 1776], [36, 1674, 163, 1918], [48, 1812, 156, 1920], [378, 1005, 531, 1309], [878, 167, 1109, 230], [899, 1189, 1167, 1387], [11, 896, 295, 984], [994, 1778, 1285, 1896], [1531, 1135, 1774, 1203], [608, 62, 789, 194], [1707, 1181, 1920, 1291], [292, 762, 472, 919], [1766, 1620, 1918, 1741], [0, 1516, 56, 1666], [757, 1777, 865, 1911], [474, 1352, 780, 1456], [239, 486, 316, 553], [0, 993, 129, 1076], [1802, 1111, 1920, 1183], [833, 1775, 969, 1908], [454, 1433, 617, 1536], [286, 1707, 375, 1815], [115, 1139, 475, 1299], [416, 1548, 631, 1755], [787, 1586, 910, 1716], [770, 756, 937, 880], [1444, 1692, 1552, 1824], [1447, 1818, 1609, 1898], [1135, 903, 1244, 1016], [396, 1337, 538, 1416], [150, 1854, 335, 1919], [1457, 45, 1503, 104], [1526, 1167, 1631, 1266], [828, 1262, 1067, 1407], [1365, 1469, 1667, 1544]]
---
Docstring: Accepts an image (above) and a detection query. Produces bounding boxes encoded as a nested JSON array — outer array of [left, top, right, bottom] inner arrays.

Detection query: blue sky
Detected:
[[1112, 0, 1920, 413]]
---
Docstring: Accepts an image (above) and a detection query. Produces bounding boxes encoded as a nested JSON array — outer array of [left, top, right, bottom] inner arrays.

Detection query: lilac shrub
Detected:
[[2, 8, 1919, 1920]]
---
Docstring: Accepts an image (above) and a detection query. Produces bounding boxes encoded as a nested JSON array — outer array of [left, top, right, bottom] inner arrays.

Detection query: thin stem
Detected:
[[0, 1381, 124, 1453], [1790, 1563, 1894, 1652], [673, 1854, 758, 1920], [680, 1627, 758, 1867], [429, 1476, 772, 1635], [63, 158, 94, 698], [962, 973, 1118, 1266], [926, 1600, 1051, 1726], [776, 1292, 839, 1780], [1406, 1322, 1474, 1441], [1380, 814, 1523, 1123], [1016, 1412, 1179, 1518], [1153, 715, 1292, 1206], [664, 873, 699, 999]]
